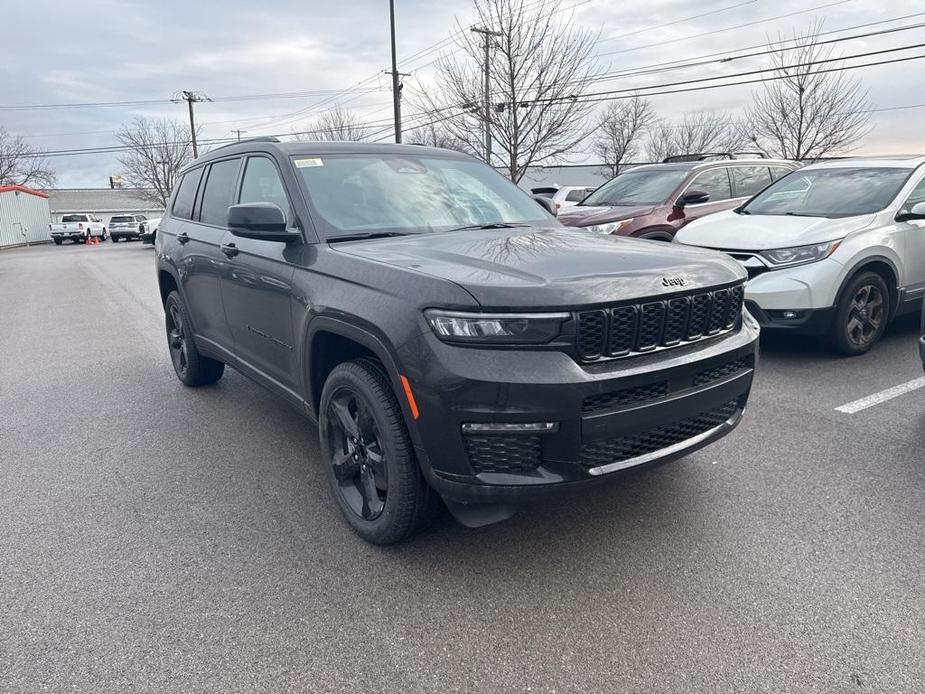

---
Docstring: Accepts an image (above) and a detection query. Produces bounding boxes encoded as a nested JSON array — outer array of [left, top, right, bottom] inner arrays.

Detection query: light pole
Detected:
[[470, 27, 502, 163], [231, 129, 247, 142], [172, 90, 211, 158], [387, 0, 409, 143]]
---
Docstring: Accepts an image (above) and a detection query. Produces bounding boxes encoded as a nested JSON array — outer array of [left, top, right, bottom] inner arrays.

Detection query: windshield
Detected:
[[580, 169, 689, 207], [62, 215, 89, 223], [293, 154, 551, 238], [110, 216, 134, 223], [741, 167, 912, 217]]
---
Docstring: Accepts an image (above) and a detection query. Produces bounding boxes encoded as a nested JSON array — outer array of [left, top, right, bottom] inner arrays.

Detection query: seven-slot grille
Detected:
[[575, 284, 744, 361]]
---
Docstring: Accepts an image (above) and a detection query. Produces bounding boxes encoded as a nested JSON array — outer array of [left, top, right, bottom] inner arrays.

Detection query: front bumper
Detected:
[[399, 321, 759, 507]]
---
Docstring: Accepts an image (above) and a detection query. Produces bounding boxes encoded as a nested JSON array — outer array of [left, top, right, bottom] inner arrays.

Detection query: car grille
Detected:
[[693, 358, 750, 386], [575, 284, 745, 362], [580, 399, 739, 469], [582, 380, 669, 414], [464, 434, 542, 475]]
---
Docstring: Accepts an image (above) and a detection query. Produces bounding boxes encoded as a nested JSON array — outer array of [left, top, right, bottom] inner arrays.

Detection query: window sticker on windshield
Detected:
[[294, 157, 324, 168]]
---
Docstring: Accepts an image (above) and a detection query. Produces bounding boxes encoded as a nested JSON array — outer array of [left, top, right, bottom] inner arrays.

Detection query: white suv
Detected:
[[675, 156, 925, 355]]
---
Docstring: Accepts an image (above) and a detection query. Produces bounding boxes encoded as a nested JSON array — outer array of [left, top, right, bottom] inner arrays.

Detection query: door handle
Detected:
[[221, 242, 239, 258], [177, 232, 190, 245]]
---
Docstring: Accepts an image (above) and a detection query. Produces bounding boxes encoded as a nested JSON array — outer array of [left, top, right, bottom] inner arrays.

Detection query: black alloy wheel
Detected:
[[163, 291, 225, 386], [167, 301, 190, 379], [325, 386, 388, 521], [832, 271, 890, 356]]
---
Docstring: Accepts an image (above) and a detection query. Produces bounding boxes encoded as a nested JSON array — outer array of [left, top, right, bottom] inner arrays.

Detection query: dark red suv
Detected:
[[558, 155, 799, 240]]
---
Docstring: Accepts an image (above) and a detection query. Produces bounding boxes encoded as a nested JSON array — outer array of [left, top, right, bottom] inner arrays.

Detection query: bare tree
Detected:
[[745, 22, 870, 160], [0, 127, 56, 188], [116, 117, 196, 208], [406, 121, 469, 152], [418, 0, 600, 183], [293, 105, 368, 142], [645, 111, 747, 162], [592, 95, 653, 177]]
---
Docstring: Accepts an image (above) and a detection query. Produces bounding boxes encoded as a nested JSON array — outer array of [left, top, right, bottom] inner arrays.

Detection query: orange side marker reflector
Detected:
[[400, 375, 420, 420]]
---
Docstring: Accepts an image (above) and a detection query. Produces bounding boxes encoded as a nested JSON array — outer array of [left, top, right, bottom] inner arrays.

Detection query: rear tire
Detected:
[[829, 271, 890, 356], [100, 229, 107, 240], [319, 360, 439, 544], [111, 235, 118, 242], [164, 291, 225, 386], [53, 238, 62, 246]]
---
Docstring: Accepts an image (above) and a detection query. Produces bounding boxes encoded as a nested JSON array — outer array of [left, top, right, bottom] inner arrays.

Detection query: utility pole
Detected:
[[387, 0, 406, 143], [231, 129, 247, 141], [172, 90, 211, 158], [470, 27, 502, 163]]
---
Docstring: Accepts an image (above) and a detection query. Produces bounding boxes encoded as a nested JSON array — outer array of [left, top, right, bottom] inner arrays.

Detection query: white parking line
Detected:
[[834, 377, 925, 414]]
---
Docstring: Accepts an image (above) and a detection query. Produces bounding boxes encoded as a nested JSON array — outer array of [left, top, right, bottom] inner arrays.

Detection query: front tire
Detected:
[[164, 291, 225, 386], [319, 360, 437, 544], [100, 229, 107, 240], [830, 272, 890, 356], [111, 235, 118, 242]]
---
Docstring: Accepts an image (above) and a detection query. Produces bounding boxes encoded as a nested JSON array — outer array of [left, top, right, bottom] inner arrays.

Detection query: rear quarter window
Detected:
[[171, 167, 204, 220]]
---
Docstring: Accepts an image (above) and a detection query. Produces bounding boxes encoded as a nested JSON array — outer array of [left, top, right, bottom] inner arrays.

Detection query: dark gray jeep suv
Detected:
[[156, 139, 759, 544]]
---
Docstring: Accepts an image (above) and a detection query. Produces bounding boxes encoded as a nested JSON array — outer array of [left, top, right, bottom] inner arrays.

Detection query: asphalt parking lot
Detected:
[[1, 241, 923, 693]]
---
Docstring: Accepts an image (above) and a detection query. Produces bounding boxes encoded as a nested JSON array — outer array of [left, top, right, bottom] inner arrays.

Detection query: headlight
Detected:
[[760, 240, 841, 267], [585, 218, 634, 235], [424, 310, 569, 344]]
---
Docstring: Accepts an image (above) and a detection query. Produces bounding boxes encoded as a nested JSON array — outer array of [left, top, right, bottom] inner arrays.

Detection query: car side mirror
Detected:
[[227, 203, 296, 241], [533, 195, 557, 216], [896, 201, 925, 222], [676, 190, 711, 208]]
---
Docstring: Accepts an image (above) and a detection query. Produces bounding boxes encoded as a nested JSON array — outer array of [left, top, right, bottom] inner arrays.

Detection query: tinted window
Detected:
[[731, 166, 773, 197], [688, 168, 732, 202], [62, 215, 90, 223], [239, 157, 291, 221], [770, 166, 792, 181], [199, 159, 241, 226], [743, 167, 911, 217], [172, 168, 203, 220], [110, 216, 134, 223], [294, 154, 548, 237], [565, 189, 587, 202], [581, 169, 690, 207]]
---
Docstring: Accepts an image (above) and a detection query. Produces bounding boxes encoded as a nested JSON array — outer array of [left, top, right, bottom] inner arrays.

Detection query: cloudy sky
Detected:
[[2, 0, 923, 187]]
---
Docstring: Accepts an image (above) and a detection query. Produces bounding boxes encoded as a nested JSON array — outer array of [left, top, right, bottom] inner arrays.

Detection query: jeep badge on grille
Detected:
[[662, 276, 685, 287]]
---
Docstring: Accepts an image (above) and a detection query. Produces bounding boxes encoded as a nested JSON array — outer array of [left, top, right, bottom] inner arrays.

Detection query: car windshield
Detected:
[[741, 167, 912, 217], [293, 153, 551, 238], [62, 215, 89, 223], [110, 216, 134, 223], [579, 168, 690, 207]]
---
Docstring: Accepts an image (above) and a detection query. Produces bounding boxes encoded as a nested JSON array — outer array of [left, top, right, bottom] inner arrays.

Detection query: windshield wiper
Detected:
[[784, 212, 829, 218], [328, 231, 408, 243], [447, 222, 531, 232]]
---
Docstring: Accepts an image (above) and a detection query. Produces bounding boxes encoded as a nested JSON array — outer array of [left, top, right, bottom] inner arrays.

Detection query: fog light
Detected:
[[461, 422, 559, 433], [782, 311, 798, 319]]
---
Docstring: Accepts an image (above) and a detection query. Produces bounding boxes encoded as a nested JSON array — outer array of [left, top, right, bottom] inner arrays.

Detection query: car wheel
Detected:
[[640, 233, 672, 242], [830, 271, 890, 356], [164, 291, 225, 386], [319, 359, 438, 544], [100, 229, 107, 240], [53, 238, 62, 246], [111, 235, 118, 242]]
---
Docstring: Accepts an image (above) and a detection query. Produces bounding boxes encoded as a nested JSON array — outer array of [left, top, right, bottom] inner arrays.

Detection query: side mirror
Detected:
[[896, 201, 925, 222], [533, 195, 557, 216], [676, 190, 711, 208], [227, 203, 296, 241]]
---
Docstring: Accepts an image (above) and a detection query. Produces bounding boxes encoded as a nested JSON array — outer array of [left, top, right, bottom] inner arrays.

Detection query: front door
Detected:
[[220, 155, 300, 399], [896, 174, 925, 300], [674, 166, 739, 229]]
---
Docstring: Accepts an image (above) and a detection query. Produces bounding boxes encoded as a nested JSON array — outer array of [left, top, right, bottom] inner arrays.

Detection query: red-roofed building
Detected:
[[0, 185, 52, 248]]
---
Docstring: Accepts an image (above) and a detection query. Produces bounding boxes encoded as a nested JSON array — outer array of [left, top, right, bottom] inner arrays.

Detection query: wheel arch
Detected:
[[157, 266, 181, 307], [632, 225, 675, 241], [834, 255, 900, 319]]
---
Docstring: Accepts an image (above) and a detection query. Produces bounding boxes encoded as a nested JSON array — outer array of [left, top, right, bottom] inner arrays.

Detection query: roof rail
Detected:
[[209, 136, 281, 153], [662, 151, 767, 163]]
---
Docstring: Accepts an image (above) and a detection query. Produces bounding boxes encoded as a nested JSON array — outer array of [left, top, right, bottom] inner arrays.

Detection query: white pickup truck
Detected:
[[49, 214, 107, 245]]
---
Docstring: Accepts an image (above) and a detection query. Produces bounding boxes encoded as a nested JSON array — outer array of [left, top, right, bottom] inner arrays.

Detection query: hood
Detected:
[[333, 227, 744, 308], [557, 204, 655, 227], [675, 210, 876, 251]]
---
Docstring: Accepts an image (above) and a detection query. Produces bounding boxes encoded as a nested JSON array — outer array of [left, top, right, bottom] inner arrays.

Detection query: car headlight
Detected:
[[585, 218, 634, 235], [760, 240, 841, 267], [424, 310, 569, 344]]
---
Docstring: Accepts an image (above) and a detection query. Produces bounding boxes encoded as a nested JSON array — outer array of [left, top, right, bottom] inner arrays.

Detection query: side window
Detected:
[[770, 166, 793, 181], [199, 158, 241, 226], [239, 157, 291, 221], [171, 168, 204, 220], [731, 166, 772, 197], [688, 168, 732, 202], [565, 189, 587, 202], [901, 177, 925, 210]]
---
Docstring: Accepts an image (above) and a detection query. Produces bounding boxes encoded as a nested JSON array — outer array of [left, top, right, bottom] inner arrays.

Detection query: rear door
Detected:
[[173, 158, 241, 360], [219, 155, 300, 399]]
